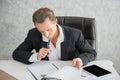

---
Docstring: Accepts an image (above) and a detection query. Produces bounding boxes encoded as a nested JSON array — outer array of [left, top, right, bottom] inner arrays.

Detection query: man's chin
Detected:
[[48, 37, 52, 40]]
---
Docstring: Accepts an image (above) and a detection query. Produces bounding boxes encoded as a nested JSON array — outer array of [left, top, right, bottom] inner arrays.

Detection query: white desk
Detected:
[[0, 60, 120, 80]]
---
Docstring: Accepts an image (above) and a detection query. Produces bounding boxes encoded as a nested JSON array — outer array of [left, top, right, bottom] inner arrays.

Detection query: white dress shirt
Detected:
[[42, 24, 64, 60]]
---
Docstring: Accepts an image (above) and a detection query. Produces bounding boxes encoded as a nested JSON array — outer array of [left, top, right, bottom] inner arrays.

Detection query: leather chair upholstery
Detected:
[[57, 16, 97, 51]]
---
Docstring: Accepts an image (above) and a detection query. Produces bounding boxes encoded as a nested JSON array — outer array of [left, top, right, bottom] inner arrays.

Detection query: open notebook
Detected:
[[29, 62, 112, 80], [27, 62, 98, 80]]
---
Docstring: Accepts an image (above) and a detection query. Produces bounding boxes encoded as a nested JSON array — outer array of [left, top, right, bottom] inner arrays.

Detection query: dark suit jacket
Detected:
[[12, 26, 97, 65]]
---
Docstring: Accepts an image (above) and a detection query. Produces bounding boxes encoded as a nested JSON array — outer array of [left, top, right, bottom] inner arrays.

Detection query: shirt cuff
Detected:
[[29, 53, 39, 62], [75, 58, 83, 66]]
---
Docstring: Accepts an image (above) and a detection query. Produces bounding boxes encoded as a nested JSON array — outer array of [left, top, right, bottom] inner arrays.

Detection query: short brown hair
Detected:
[[33, 7, 56, 23]]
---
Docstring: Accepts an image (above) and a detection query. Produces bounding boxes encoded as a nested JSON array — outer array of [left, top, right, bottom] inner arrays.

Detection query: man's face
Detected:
[[35, 18, 57, 40]]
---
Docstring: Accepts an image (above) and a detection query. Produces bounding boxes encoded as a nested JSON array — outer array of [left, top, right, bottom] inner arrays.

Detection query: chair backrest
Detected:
[[57, 16, 97, 51]]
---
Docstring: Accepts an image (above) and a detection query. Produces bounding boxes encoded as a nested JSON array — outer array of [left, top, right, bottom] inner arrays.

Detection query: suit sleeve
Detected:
[[12, 30, 34, 64], [76, 31, 97, 65]]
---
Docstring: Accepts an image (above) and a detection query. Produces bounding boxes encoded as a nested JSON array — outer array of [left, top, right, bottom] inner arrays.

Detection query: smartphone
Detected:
[[83, 65, 111, 77]]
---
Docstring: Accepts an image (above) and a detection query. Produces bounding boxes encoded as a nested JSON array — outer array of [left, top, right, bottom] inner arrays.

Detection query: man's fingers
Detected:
[[37, 53, 46, 60], [43, 50, 48, 54], [37, 48, 52, 60], [73, 59, 82, 70], [37, 53, 41, 60], [42, 48, 51, 54], [72, 59, 76, 66], [76, 60, 81, 69]]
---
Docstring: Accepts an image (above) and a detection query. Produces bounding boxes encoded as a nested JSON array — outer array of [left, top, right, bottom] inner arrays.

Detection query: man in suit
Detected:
[[12, 7, 97, 69]]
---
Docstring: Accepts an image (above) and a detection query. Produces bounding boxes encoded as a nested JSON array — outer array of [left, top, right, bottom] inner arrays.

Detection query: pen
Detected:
[[46, 40, 50, 56], [47, 40, 50, 49], [52, 63, 59, 70]]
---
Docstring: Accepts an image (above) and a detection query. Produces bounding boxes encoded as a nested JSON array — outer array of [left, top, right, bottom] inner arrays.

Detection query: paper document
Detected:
[[47, 66, 98, 80], [28, 62, 97, 80], [46, 66, 84, 80], [28, 62, 58, 80]]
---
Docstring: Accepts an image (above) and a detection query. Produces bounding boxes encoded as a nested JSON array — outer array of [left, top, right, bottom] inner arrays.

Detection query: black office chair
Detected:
[[57, 16, 97, 51]]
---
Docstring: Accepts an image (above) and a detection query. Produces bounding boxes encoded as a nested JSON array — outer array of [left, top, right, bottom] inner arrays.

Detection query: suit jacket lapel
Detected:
[[61, 27, 67, 60], [61, 41, 67, 60]]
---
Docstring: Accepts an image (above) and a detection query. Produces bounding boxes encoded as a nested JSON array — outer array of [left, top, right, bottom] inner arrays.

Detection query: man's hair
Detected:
[[33, 7, 56, 23]]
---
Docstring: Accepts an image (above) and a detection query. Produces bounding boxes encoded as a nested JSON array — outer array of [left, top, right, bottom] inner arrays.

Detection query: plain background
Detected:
[[0, 0, 120, 74]]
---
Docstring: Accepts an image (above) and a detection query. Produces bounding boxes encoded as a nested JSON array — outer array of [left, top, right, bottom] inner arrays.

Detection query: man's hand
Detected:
[[37, 48, 51, 60], [72, 58, 82, 70]]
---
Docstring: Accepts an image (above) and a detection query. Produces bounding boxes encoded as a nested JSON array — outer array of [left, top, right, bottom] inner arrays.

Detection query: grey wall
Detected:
[[0, 0, 120, 74]]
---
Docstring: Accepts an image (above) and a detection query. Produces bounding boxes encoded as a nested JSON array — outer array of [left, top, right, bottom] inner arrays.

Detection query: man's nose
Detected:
[[43, 31, 49, 37]]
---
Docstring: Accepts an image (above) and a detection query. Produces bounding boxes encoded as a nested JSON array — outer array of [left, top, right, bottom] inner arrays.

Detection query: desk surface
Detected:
[[0, 60, 120, 80]]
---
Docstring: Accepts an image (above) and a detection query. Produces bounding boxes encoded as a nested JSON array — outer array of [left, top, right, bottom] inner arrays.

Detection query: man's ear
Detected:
[[54, 18, 57, 25], [56, 18, 57, 23], [52, 18, 57, 25]]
